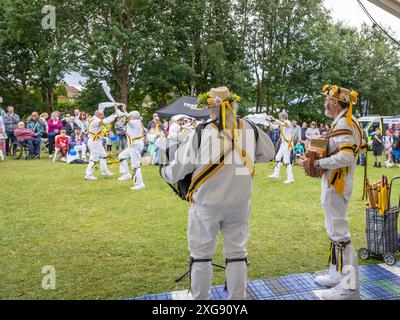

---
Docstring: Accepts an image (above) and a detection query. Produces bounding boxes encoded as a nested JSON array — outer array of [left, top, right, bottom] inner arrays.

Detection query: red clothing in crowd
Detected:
[[56, 135, 70, 149], [56, 135, 70, 157], [14, 128, 36, 141]]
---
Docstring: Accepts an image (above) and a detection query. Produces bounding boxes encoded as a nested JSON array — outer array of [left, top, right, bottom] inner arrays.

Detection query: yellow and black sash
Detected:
[[220, 126, 255, 178], [185, 120, 256, 203], [186, 140, 232, 203], [126, 123, 145, 147], [327, 117, 363, 195], [88, 119, 103, 142], [279, 122, 294, 150]]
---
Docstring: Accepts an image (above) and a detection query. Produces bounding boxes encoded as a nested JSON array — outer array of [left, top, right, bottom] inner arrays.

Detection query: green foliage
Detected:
[[0, 0, 398, 120]]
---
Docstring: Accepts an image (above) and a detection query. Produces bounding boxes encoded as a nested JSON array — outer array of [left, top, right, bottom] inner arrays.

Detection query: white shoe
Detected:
[[49, 154, 53, 158], [61, 157, 66, 162], [283, 179, 294, 184], [131, 183, 145, 191], [85, 175, 98, 180], [118, 174, 132, 181], [102, 171, 114, 177], [319, 285, 360, 300], [268, 174, 279, 179], [315, 275, 340, 288]]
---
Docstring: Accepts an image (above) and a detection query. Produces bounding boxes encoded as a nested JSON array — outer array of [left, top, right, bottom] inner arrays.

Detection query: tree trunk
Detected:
[[42, 87, 53, 113], [190, 53, 195, 97], [113, 65, 129, 105], [159, 90, 167, 108]]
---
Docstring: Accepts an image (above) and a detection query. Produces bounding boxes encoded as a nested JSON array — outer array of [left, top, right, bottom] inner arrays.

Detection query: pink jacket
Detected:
[[14, 128, 36, 141], [47, 118, 62, 134]]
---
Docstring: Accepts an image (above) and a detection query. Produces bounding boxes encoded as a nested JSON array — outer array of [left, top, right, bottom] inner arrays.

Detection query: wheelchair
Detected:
[[9, 140, 30, 160]]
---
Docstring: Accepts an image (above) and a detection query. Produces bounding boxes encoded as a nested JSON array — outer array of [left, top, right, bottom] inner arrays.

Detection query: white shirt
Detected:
[[87, 112, 121, 142], [161, 120, 275, 213]]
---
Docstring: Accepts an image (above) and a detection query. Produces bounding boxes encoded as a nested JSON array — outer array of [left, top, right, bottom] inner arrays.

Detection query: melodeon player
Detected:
[[300, 84, 365, 300]]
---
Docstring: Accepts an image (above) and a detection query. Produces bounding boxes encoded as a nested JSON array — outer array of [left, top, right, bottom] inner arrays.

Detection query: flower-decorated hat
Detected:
[[322, 84, 358, 125], [197, 86, 241, 131]]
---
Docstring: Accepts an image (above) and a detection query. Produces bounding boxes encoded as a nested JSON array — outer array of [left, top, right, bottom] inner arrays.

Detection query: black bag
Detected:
[[160, 118, 259, 201]]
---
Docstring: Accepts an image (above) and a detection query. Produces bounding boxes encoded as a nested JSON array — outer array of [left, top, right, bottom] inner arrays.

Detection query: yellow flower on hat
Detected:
[[331, 85, 339, 95], [350, 90, 358, 104], [322, 84, 330, 94]]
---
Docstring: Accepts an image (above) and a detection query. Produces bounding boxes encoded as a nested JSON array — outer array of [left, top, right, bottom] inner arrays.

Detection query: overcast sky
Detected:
[[65, 0, 400, 88]]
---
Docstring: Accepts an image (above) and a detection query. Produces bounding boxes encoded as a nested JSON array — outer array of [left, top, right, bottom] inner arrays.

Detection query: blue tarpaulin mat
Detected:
[[129, 262, 400, 300]]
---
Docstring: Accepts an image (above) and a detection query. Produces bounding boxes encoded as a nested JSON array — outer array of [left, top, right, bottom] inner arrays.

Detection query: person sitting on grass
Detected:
[[372, 128, 383, 168], [294, 139, 305, 158], [55, 129, 70, 162], [14, 122, 36, 158]]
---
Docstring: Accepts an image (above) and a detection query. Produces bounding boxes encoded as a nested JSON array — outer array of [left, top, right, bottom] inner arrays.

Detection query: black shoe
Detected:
[[373, 162, 377, 167], [377, 163, 382, 168]]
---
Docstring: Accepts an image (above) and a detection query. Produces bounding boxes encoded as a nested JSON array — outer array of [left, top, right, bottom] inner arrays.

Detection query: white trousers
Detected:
[[188, 207, 250, 300], [118, 142, 144, 186], [271, 144, 294, 180], [275, 144, 291, 164], [321, 175, 359, 290], [86, 140, 108, 176], [74, 144, 87, 160]]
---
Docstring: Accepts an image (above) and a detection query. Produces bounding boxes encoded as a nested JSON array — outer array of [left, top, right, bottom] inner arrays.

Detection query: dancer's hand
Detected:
[[299, 156, 307, 169]]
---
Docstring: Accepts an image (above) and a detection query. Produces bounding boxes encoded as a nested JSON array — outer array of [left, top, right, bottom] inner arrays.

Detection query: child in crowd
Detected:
[[55, 129, 70, 162], [294, 139, 305, 158], [372, 128, 383, 168], [384, 129, 394, 167], [392, 130, 400, 167], [73, 129, 87, 161]]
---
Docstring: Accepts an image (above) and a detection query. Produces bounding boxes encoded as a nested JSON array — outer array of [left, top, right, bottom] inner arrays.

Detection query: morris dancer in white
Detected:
[[268, 111, 295, 184], [84, 105, 122, 180], [300, 84, 363, 300], [117, 111, 146, 190], [161, 86, 275, 300]]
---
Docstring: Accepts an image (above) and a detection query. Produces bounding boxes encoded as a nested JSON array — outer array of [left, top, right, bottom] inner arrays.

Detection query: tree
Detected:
[[75, 0, 156, 106], [0, 0, 80, 113]]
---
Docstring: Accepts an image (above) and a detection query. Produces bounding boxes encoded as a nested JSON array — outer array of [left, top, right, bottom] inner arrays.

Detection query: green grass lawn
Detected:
[[0, 153, 399, 299]]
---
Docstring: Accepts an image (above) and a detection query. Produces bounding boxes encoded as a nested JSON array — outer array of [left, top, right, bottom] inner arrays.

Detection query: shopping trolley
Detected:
[[358, 177, 400, 266]]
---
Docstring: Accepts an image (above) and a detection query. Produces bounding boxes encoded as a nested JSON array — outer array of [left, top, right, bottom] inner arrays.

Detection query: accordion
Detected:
[[304, 138, 329, 178]]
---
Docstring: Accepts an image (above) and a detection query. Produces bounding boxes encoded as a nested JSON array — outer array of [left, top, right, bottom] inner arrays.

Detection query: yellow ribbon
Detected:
[[345, 102, 353, 126], [220, 101, 238, 139], [328, 167, 348, 195]]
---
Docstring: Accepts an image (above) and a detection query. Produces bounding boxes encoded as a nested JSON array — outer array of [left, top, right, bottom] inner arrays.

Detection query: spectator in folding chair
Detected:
[[53, 129, 70, 162], [47, 112, 62, 157]]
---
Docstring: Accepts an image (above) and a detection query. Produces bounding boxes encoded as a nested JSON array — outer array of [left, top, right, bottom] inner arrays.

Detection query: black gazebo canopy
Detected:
[[156, 96, 210, 119]]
